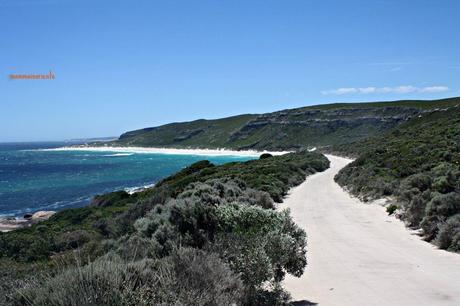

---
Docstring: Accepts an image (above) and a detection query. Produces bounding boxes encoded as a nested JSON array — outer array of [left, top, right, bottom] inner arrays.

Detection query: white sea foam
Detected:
[[124, 183, 156, 195], [102, 153, 134, 157], [44, 146, 291, 157]]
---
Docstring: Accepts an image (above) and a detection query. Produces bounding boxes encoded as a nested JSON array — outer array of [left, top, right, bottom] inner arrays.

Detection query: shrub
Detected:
[[405, 194, 428, 227], [419, 193, 460, 241], [177, 178, 274, 209], [14, 258, 144, 306], [170, 248, 243, 305], [0, 232, 53, 262], [213, 205, 307, 286], [245, 189, 274, 209], [132, 185, 307, 296], [115, 235, 159, 260], [55, 230, 92, 251], [425, 193, 460, 218], [432, 176, 452, 193], [386, 204, 398, 215], [404, 174, 432, 192], [14, 249, 243, 306], [90, 191, 131, 207], [92, 218, 111, 236], [435, 214, 460, 251], [245, 284, 291, 306], [260, 153, 273, 159]]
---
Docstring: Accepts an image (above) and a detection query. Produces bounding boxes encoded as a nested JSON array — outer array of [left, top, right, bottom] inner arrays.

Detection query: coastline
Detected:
[[1, 146, 290, 232], [0, 211, 55, 233], [43, 146, 291, 157]]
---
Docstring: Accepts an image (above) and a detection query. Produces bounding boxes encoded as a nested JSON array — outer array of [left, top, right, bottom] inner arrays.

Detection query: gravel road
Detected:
[[280, 155, 460, 306]]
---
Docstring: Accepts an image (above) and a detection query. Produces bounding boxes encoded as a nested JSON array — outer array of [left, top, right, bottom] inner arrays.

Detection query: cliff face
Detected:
[[110, 97, 460, 151], [226, 106, 421, 150]]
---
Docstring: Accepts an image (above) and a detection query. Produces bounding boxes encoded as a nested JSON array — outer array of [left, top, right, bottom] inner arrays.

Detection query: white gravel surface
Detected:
[[280, 155, 460, 306]]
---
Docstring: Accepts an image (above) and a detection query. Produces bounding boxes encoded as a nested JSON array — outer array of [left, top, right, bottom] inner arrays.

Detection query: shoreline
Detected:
[[2, 146, 289, 231], [0, 211, 56, 233], [42, 146, 291, 157]]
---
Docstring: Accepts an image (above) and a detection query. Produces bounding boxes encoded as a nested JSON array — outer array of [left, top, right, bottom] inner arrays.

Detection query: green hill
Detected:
[[104, 97, 460, 151]]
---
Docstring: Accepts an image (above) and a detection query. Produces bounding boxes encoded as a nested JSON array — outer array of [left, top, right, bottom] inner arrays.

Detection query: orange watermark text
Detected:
[[9, 70, 55, 80]]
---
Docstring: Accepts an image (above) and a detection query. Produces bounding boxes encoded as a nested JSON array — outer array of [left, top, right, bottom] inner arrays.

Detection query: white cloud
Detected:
[[322, 85, 449, 95], [419, 86, 449, 93], [392, 86, 417, 93], [322, 88, 355, 95], [358, 87, 377, 94]]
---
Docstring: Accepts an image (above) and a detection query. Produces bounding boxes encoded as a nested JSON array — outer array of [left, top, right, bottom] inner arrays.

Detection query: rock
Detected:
[[0, 211, 55, 232], [31, 211, 55, 220], [0, 217, 29, 232]]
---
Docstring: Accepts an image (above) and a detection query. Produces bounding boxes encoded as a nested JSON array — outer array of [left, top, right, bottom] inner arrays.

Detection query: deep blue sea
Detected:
[[0, 142, 255, 217]]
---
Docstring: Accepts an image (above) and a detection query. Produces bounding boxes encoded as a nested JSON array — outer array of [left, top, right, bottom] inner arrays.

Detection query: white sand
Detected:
[[45, 146, 290, 157], [279, 155, 460, 306]]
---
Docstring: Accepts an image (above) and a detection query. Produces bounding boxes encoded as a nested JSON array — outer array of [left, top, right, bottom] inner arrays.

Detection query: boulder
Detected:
[[31, 211, 55, 220]]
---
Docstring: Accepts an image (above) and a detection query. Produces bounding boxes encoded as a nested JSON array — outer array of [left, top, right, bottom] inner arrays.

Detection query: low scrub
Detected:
[[14, 248, 243, 306]]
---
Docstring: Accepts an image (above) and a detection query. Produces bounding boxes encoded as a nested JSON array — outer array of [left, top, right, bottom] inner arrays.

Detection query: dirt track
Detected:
[[280, 155, 460, 306]]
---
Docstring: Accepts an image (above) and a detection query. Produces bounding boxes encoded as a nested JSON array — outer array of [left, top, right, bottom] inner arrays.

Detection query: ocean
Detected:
[[0, 142, 255, 217]]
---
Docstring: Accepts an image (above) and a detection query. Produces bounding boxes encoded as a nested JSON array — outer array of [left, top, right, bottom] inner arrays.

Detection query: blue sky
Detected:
[[1, 0, 459, 141]]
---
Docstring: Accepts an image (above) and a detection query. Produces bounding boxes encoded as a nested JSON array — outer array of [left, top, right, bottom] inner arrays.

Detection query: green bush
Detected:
[[90, 190, 131, 207], [386, 204, 398, 215], [435, 214, 460, 251], [157, 151, 329, 202], [129, 178, 307, 303], [213, 205, 307, 284], [404, 173, 432, 192], [260, 153, 273, 159], [169, 248, 243, 305], [405, 194, 428, 227], [14, 248, 243, 306], [55, 230, 92, 251], [421, 193, 460, 241]]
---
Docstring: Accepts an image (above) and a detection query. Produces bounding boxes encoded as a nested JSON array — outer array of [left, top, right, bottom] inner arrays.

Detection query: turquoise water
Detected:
[[0, 142, 255, 217]]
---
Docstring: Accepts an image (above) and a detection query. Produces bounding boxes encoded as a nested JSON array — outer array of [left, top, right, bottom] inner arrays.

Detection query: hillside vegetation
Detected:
[[104, 97, 460, 151], [333, 105, 460, 251], [0, 151, 329, 305]]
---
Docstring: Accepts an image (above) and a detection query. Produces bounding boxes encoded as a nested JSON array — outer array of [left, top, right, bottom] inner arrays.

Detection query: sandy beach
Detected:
[[280, 155, 460, 306], [44, 146, 290, 157]]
